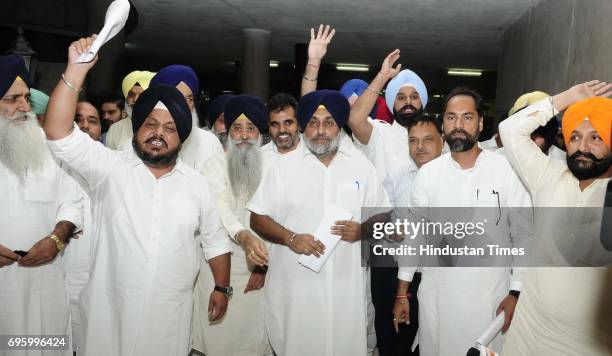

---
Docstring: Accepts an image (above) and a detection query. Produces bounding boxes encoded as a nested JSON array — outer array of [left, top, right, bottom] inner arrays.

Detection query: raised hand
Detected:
[[308, 24, 336, 65], [379, 49, 402, 80], [67, 35, 99, 74], [570, 80, 612, 101], [552, 80, 612, 112]]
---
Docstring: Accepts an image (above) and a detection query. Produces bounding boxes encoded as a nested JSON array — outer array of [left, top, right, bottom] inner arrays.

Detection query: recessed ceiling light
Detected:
[[447, 68, 482, 77]]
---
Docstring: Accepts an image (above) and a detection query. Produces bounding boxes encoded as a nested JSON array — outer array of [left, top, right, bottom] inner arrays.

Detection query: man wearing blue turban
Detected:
[[149, 64, 223, 171], [346, 50, 428, 356], [248, 90, 390, 356]]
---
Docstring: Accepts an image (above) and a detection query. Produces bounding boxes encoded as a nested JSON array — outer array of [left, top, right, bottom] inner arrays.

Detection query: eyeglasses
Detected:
[[306, 119, 336, 129], [231, 125, 257, 134]]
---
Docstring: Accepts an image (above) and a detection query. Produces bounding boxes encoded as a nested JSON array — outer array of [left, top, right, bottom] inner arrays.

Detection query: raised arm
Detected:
[[499, 80, 612, 192], [349, 49, 401, 145], [44, 35, 97, 140], [300, 24, 335, 97]]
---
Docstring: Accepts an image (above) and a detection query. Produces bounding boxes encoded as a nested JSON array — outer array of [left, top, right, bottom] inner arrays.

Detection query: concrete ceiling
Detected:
[[126, 0, 541, 73]]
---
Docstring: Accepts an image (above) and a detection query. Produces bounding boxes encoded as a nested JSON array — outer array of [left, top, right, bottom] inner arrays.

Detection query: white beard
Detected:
[[303, 130, 343, 158], [0, 111, 52, 179], [227, 135, 262, 209]]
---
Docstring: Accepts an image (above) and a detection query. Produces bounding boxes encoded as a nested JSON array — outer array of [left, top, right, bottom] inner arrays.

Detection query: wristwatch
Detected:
[[47, 234, 65, 252], [214, 285, 233, 299], [509, 290, 520, 299]]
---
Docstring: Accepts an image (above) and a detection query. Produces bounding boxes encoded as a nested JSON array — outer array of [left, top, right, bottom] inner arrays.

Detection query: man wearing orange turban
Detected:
[[499, 80, 612, 355]]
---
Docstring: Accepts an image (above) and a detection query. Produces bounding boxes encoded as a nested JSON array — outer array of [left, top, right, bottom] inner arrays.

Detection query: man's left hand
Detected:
[[244, 269, 266, 294], [331, 220, 361, 242], [19, 237, 59, 267], [496, 294, 518, 332], [208, 291, 229, 322]]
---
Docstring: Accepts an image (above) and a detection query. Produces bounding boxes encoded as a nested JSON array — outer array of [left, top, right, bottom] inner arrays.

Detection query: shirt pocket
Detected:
[[474, 187, 502, 226]]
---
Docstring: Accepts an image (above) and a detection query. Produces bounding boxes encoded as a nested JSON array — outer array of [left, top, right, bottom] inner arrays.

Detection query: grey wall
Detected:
[[495, 0, 612, 120]]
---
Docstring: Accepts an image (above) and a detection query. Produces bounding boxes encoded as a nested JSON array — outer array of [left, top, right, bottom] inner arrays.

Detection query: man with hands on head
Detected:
[[43, 35, 231, 356]]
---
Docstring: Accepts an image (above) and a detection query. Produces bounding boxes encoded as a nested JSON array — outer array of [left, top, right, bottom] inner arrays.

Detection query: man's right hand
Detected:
[[66, 35, 99, 76], [392, 297, 410, 333], [0, 244, 20, 268], [308, 24, 336, 66], [289, 234, 325, 257]]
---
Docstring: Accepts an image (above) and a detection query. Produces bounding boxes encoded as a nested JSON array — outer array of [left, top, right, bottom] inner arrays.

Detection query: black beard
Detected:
[[567, 151, 611, 180], [132, 136, 181, 168], [445, 129, 478, 152], [393, 105, 421, 127]]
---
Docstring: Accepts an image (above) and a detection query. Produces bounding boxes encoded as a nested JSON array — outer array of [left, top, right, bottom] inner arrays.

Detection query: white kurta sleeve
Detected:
[[48, 124, 120, 192], [199, 180, 232, 260], [55, 167, 84, 231], [504, 166, 534, 292], [246, 161, 282, 219], [352, 118, 382, 153], [201, 154, 246, 241], [498, 99, 564, 193]]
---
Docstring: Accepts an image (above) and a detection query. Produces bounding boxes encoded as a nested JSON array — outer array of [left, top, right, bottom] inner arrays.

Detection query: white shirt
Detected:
[[406, 150, 533, 356], [499, 97, 611, 356], [479, 134, 500, 151], [353, 119, 417, 181], [383, 165, 421, 280], [247, 138, 390, 356], [104, 117, 133, 150], [193, 148, 273, 355], [48, 126, 231, 356], [0, 148, 83, 354]]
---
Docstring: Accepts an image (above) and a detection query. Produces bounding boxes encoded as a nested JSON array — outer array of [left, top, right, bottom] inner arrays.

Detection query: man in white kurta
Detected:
[[115, 65, 223, 170], [348, 51, 429, 181], [43, 36, 232, 356], [0, 54, 83, 356], [405, 87, 533, 356], [248, 90, 390, 356], [193, 95, 273, 356], [499, 81, 612, 355], [385, 115, 445, 352]]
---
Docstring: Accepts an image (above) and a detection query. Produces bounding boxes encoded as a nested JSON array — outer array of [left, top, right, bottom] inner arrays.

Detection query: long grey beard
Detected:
[[303, 131, 343, 158], [0, 111, 51, 179], [227, 135, 262, 209]]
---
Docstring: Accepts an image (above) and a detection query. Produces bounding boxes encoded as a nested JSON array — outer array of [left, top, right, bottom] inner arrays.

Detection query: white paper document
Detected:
[[298, 204, 353, 273], [77, 0, 131, 63]]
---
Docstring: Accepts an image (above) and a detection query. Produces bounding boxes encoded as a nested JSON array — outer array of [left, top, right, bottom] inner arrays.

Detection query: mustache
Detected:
[[145, 135, 167, 147], [399, 104, 418, 113], [449, 129, 470, 137], [568, 151, 605, 163]]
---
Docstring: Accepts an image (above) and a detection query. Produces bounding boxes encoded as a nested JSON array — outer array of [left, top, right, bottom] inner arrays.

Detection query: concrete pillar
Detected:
[[85, 0, 126, 101], [241, 28, 270, 100]]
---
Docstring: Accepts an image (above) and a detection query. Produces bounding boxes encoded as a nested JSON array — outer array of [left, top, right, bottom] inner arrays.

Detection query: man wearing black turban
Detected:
[[42, 36, 232, 356], [0, 54, 31, 117]]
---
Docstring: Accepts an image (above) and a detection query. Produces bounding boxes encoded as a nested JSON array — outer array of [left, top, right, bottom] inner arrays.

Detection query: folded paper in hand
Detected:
[[76, 0, 131, 63], [298, 204, 353, 273]]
